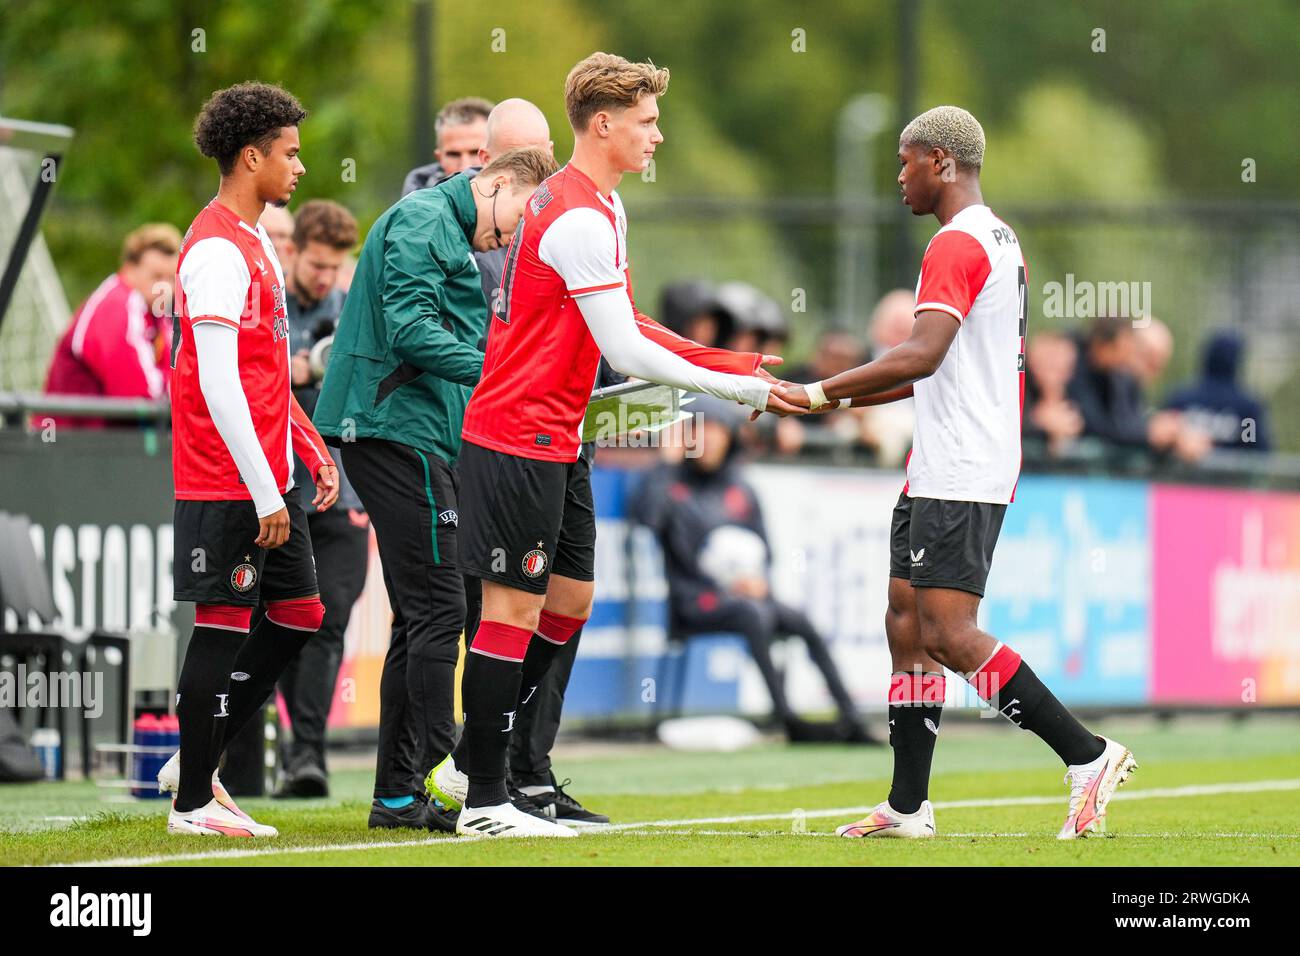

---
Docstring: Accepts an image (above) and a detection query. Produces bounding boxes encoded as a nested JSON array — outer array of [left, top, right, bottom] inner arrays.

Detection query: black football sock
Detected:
[[886, 672, 946, 815], [516, 611, 584, 712], [516, 638, 562, 712], [452, 621, 531, 808], [971, 643, 1104, 767], [222, 603, 319, 746], [175, 626, 244, 812]]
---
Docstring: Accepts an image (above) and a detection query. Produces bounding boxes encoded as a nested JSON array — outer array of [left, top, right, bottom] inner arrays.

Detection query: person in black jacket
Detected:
[[634, 396, 876, 743], [1066, 317, 1150, 447]]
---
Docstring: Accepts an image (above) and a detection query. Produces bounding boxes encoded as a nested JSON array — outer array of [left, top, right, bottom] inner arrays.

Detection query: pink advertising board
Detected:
[[1152, 484, 1300, 706]]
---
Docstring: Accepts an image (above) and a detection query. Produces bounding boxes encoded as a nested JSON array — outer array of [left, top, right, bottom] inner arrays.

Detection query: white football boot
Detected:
[[1057, 735, 1138, 840], [836, 799, 937, 838], [157, 751, 275, 834], [167, 797, 278, 837], [456, 801, 577, 839]]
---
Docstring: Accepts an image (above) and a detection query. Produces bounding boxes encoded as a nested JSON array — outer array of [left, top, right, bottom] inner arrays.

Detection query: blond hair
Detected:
[[900, 105, 986, 170], [121, 223, 181, 264], [564, 52, 669, 133], [479, 146, 559, 189]]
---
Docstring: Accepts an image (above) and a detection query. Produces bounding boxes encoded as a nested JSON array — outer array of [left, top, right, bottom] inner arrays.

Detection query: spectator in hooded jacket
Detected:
[[1164, 329, 1271, 452]]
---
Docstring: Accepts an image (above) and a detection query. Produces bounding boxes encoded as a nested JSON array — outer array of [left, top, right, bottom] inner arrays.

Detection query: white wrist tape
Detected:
[[806, 380, 831, 411]]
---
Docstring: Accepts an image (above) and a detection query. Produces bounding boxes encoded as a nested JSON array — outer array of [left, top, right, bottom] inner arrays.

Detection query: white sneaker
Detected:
[[836, 800, 936, 838], [456, 801, 577, 839], [424, 754, 468, 810], [1058, 735, 1138, 840], [156, 750, 254, 823], [167, 797, 279, 838]]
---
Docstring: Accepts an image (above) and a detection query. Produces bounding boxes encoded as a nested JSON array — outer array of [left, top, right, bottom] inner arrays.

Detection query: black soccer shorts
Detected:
[[173, 492, 318, 607], [456, 440, 596, 595], [888, 492, 1007, 597]]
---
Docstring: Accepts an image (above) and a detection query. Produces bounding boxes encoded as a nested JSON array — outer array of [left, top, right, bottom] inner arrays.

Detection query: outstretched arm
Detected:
[[577, 288, 803, 414]]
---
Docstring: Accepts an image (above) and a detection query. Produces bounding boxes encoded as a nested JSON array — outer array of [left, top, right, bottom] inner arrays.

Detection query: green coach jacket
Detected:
[[313, 174, 486, 466]]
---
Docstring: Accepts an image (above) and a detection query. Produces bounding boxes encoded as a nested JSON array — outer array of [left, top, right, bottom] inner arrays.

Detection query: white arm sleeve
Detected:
[[575, 288, 771, 409], [193, 322, 284, 518]]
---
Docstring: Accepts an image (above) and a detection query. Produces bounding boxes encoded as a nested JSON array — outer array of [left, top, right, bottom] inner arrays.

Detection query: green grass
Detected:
[[2, 715, 1298, 866]]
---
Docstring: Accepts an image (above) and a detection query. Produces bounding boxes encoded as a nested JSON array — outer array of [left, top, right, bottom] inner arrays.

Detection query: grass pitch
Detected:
[[2, 715, 1297, 866]]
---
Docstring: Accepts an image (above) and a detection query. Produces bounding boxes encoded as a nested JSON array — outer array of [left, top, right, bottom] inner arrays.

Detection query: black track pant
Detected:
[[343, 438, 465, 799], [676, 597, 859, 728]]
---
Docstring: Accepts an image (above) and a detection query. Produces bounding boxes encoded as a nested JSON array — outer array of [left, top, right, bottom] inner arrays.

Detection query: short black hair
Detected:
[[1086, 316, 1134, 347], [194, 82, 307, 175]]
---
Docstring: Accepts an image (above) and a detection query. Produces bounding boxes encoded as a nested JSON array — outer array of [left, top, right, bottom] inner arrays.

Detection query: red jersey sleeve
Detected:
[[289, 394, 334, 480], [81, 284, 167, 399], [915, 230, 992, 323], [626, 267, 763, 375]]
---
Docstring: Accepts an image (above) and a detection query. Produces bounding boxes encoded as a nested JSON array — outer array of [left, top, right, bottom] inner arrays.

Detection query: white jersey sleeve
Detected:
[[537, 207, 627, 297], [574, 287, 771, 410], [180, 237, 251, 331]]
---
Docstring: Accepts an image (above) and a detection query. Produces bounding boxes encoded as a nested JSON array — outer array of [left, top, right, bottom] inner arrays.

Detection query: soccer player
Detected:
[[427, 52, 804, 838], [314, 147, 557, 832], [786, 106, 1136, 840], [159, 82, 338, 836]]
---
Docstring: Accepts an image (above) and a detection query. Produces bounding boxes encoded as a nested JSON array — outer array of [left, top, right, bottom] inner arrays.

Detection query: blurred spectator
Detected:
[[632, 396, 875, 744], [1067, 317, 1149, 447], [401, 96, 494, 196], [277, 200, 356, 383], [714, 281, 787, 356], [869, 288, 917, 355], [1131, 317, 1174, 389], [267, 199, 371, 796], [660, 279, 729, 348], [260, 203, 296, 270], [1164, 329, 1272, 452], [1023, 330, 1084, 456], [777, 328, 867, 455], [860, 288, 919, 465], [1068, 317, 1210, 462], [43, 223, 180, 427], [335, 254, 357, 293]]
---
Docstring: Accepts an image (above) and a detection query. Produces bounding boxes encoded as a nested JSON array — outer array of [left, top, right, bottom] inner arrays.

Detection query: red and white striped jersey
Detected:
[[172, 199, 331, 503], [908, 203, 1027, 504]]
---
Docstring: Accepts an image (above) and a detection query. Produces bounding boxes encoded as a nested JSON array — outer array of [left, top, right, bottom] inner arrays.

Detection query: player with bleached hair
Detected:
[[782, 105, 1138, 840]]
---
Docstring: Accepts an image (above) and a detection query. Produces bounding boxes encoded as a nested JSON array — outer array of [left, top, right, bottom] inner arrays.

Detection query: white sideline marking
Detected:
[[602, 777, 1300, 830], [55, 777, 1300, 867]]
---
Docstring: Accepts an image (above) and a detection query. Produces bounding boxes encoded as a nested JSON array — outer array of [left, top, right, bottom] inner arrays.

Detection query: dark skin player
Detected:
[[773, 136, 999, 678]]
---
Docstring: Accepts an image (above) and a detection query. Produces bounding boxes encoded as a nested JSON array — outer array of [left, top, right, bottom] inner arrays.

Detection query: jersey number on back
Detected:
[[1016, 265, 1027, 371], [495, 220, 524, 326]]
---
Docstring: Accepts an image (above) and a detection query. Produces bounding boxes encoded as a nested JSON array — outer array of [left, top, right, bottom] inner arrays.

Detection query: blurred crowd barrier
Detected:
[[3, 428, 1297, 737]]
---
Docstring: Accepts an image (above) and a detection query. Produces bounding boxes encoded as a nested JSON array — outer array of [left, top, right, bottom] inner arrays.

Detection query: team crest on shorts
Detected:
[[521, 546, 548, 578], [231, 562, 258, 592]]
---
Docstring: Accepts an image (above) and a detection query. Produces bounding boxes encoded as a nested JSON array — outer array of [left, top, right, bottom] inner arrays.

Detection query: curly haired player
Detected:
[[157, 82, 338, 837]]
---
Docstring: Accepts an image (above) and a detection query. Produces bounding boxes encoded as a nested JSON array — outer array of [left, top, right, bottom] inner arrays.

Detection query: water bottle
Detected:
[[30, 728, 61, 780], [131, 714, 166, 798]]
